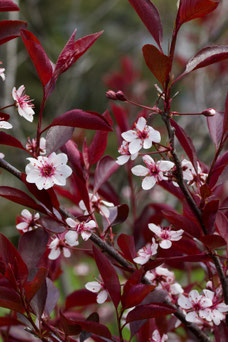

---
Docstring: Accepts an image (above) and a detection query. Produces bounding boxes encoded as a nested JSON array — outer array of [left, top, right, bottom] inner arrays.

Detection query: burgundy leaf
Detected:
[[44, 278, 59, 316], [215, 211, 228, 253], [223, 92, 228, 136], [145, 254, 210, 270], [46, 126, 74, 155], [102, 204, 129, 231], [65, 289, 98, 309], [209, 151, 228, 188], [0, 20, 27, 45], [177, 0, 220, 26], [122, 284, 155, 309], [31, 280, 47, 318], [0, 186, 45, 213], [93, 156, 119, 194], [0, 0, 19, 11], [93, 246, 121, 308], [0, 317, 21, 327], [142, 45, 170, 87], [20, 29, 53, 87], [88, 110, 113, 166], [55, 30, 103, 76], [0, 287, 24, 313], [207, 111, 224, 149], [199, 234, 226, 250], [111, 103, 129, 133], [24, 267, 47, 301], [117, 234, 136, 262], [18, 228, 49, 270], [126, 303, 175, 323], [170, 119, 198, 172], [40, 216, 66, 234], [202, 199, 219, 234], [48, 109, 112, 132], [0, 233, 28, 285], [176, 45, 228, 81], [0, 132, 26, 151], [128, 0, 163, 49]]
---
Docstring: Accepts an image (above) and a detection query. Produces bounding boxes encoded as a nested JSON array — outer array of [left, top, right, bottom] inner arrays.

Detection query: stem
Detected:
[[116, 309, 124, 342], [36, 95, 47, 154], [0, 103, 15, 111]]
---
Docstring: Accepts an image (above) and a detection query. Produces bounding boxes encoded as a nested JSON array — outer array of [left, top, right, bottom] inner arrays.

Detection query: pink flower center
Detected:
[[41, 164, 55, 177], [137, 128, 148, 140], [17, 94, 33, 109]]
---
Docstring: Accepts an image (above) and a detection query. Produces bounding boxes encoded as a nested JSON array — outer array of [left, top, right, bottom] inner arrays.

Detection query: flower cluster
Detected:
[[178, 289, 228, 325], [79, 192, 114, 218], [132, 155, 174, 190], [65, 218, 96, 245], [174, 159, 208, 187], [133, 238, 158, 265]]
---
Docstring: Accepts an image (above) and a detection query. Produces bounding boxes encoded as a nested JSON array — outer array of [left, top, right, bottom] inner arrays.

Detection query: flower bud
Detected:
[[201, 108, 216, 117], [116, 90, 127, 101], [105, 90, 117, 100]]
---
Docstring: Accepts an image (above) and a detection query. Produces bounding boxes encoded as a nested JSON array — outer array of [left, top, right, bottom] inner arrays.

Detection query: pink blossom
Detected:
[[178, 289, 213, 324], [173, 159, 207, 187], [148, 329, 168, 342], [148, 223, 184, 249], [200, 289, 228, 325], [48, 237, 71, 260], [133, 238, 158, 265], [65, 218, 96, 243], [16, 209, 40, 233], [132, 155, 174, 190], [79, 192, 114, 218], [12, 85, 35, 122], [25, 152, 72, 190], [121, 117, 161, 154], [85, 279, 109, 304], [0, 62, 5, 81], [116, 140, 138, 165]]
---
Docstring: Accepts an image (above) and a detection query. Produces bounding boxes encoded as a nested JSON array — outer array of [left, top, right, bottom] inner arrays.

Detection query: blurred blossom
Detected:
[[148, 223, 184, 249], [74, 263, 90, 276]]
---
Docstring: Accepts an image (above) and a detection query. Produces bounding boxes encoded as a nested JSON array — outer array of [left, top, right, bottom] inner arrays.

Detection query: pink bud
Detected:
[[116, 90, 127, 101], [106, 90, 117, 100], [201, 108, 216, 117]]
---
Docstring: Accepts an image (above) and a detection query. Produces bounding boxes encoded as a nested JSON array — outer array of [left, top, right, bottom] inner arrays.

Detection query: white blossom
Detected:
[[132, 155, 174, 190], [0, 62, 5, 81], [121, 117, 161, 154], [200, 290, 228, 325], [148, 223, 184, 249], [65, 218, 96, 243], [12, 85, 35, 122], [25, 152, 72, 190], [116, 140, 138, 165], [133, 238, 158, 265], [85, 280, 108, 304], [16, 209, 40, 233], [79, 192, 114, 218], [48, 237, 71, 260], [149, 329, 168, 342]]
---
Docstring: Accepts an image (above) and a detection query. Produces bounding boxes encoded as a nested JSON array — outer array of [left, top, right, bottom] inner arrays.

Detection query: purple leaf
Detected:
[[48, 109, 112, 132], [126, 303, 175, 323], [55, 30, 103, 76], [30, 280, 47, 318], [0, 132, 26, 151], [102, 204, 129, 231], [0, 20, 27, 45], [223, 92, 228, 136], [128, 0, 163, 49], [46, 126, 74, 155], [215, 211, 228, 254], [117, 234, 136, 262], [20, 29, 53, 87], [170, 119, 198, 172], [209, 151, 228, 188], [93, 246, 121, 308], [122, 284, 155, 309], [0, 287, 24, 313], [176, 45, 228, 82], [142, 44, 170, 87], [65, 289, 97, 309], [44, 278, 59, 316], [207, 111, 224, 149], [24, 268, 47, 301], [93, 156, 119, 194], [40, 216, 66, 234], [199, 234, 226, 250], [0, 0, 19, 11], [18, 228, 49, 271]]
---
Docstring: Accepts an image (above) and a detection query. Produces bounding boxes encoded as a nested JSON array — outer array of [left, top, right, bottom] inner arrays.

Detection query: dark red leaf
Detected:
[[88, 110, 112, 166], [65, 289, 98, 309], [44, 278, 59, 316], [122, 284, 155, 309], [162, 208, 202, 238], [170, 119, 198, 172], [20, 29, 53, 87], [55, 30, 103, 76], [93, 246, 121, 308], [0, 287, 24, 313], [0, 132, 26, 150], [202, 199, 219, 234], [0, 186, 45, 213], [215, 211, 228, 252], [49, 109, 112, 132], [117, 234, 136, 262], [126, 303, 175, 323], [223, 92, 228, 136], [40, 216, 66, 234], [46, 126, 74, 155], [18, 228, 49, 270], [31, 280, 47, 318], [177, 0, 220, 26], [0, 233, 28, 285], [24, 267, 47, 301], [93, 156, 119, 194], [0, 317, 21, 327], [102, 204, 129, 231], [142, 45, 170, 87], [0, 0, 19, 11], [0, 20, 27, 45], [209, 151, 228, 188], [128, 0, 163, 49], [111, 103, 129, 133], [0, 112, 10, 121], [207, 111, 224, 149], [145, 254, 210, 270], [199, 234, 226, 250], [176, 45, 228, 81]]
